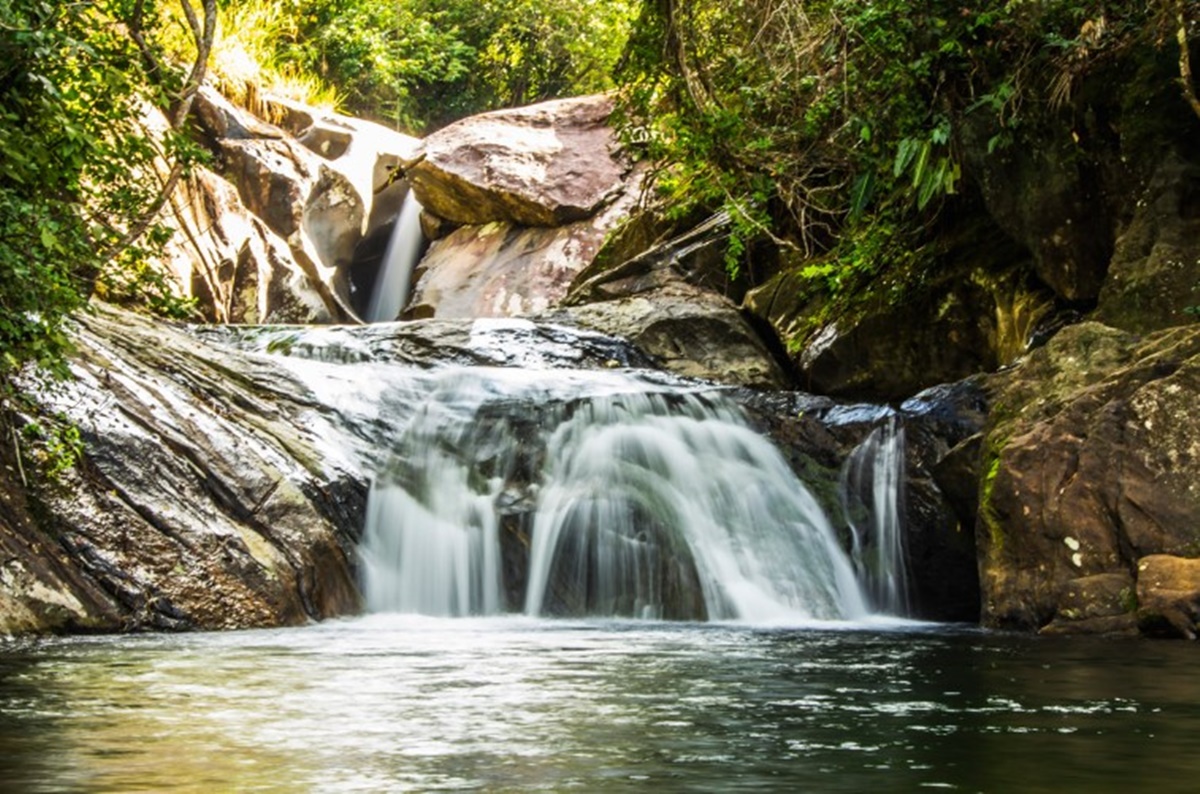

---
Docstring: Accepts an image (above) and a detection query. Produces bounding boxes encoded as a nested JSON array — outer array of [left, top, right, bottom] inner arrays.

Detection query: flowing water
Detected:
[[354, 367, 865, 622], [2, 617, 1198, 792], [840, 416, 909, 615], [363, 191, 424, 322], [12, 317, 1187, 791]]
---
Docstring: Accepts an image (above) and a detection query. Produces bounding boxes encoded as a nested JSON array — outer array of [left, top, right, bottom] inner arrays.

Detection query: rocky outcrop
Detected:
[[2, 302, 695, 636], [162, 87, 419, 323], [550, 282, 787, 390], [403, 94, 627, 227], [744, 223, 1052, 400], [1, 304, 369, 634], [738, 379, 987, 622], [979, 322, 1200, 637]]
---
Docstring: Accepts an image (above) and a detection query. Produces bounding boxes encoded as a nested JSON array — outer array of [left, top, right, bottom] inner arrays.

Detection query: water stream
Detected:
[[841, 416, 910, 615], [363, 190, 424, 322]]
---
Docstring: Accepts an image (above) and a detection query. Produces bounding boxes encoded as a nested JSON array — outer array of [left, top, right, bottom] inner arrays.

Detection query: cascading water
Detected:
[[363, 190, 424, 322], [351, 363, 868, 622], [840, 416, 909, 615], [524, 393, 866, 621]]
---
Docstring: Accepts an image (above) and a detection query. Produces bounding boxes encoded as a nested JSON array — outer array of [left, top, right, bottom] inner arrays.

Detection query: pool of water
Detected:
[[1, 616, 1196, 792]]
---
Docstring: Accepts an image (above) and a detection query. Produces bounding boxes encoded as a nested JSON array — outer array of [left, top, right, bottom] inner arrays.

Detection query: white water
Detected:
[[363, 191, 423, 322], [841, 416, 909, 615], [524, 393, 866, 621], [358, 367, 869, 622]]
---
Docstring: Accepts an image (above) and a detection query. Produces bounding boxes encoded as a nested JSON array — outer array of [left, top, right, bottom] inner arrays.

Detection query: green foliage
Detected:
[[20, 413, 83, 481], [616, 0, 1187, 286], [233, 0, 637, 132], [0, 0, 198, 388]]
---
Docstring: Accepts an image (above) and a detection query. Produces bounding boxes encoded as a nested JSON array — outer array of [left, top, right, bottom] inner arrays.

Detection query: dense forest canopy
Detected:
[[618, 0, 1200, 281], [0, 0, 1197, 392]]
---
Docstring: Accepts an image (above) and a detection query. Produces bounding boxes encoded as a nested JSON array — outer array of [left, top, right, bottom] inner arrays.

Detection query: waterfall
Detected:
[[524, 393, 866, 621], [356, 366, 869, 622], [839, 416, 909, 615], [363, 191, 423, 322]]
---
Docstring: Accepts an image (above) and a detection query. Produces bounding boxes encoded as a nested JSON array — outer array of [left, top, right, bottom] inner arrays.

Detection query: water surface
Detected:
[[1, 617, 1196, 792]]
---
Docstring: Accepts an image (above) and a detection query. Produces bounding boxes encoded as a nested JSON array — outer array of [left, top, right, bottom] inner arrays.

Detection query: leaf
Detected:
[[39, 226, 59, 252], [893, 137, 920, 177], [848, 171, 875, 221]]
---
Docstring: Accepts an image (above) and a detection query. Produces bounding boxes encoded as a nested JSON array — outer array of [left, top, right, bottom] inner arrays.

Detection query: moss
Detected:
[[978, 452, 1005, 553], [1118, 586, 1138, 614]]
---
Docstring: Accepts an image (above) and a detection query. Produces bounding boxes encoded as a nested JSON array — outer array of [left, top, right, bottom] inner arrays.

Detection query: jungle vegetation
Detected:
[[1, 0, 1197, 391]]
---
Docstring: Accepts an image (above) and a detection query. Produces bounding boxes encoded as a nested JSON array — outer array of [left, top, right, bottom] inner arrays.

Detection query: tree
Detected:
[[0, 0, 208, 386], [251, 0, 636, 132], [615, 0, 1199, 280]]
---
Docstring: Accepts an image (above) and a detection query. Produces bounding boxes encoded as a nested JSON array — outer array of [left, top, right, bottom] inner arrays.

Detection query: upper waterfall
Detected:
[[364, 191, 424, 323]]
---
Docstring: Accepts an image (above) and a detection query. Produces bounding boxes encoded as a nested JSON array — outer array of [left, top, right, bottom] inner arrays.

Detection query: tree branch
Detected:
[[1178, 0, 1200, 121], [105, 0, 216, 262]]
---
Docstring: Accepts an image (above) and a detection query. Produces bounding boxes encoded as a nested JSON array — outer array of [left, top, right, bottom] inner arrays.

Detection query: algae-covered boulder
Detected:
[[1095, 152, 1200, 333], [744, 225, 1051, 401], [978, 322, 1200, 634]]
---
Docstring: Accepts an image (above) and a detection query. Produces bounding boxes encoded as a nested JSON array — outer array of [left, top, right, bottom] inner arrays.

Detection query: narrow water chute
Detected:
[[364, 190, 424, 323]]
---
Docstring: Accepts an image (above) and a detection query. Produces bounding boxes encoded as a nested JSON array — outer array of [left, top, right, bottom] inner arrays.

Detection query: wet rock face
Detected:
[[404, 94, 627, 227], [736, 378, 988, 623], [550, 282, 788, 390], [1, 304, 692, 635], [405, 200, 629, 320], [979, 322, 1200, 635], [2, 305, 368, 634]]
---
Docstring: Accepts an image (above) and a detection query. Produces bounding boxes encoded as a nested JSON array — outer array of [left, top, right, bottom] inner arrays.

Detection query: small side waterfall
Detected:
[[356, 366, 870, 622], [840, 416, 909, 615], [363, 191, 424, 322]]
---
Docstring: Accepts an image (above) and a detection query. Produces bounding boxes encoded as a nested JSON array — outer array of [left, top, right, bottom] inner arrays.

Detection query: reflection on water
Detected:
[[1, 617, 1198, 792]]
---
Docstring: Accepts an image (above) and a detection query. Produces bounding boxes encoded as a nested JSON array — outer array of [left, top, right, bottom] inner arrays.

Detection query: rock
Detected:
[[969, 125, 1115, 302], [735, 378, 987, 622], [744, 223, 1052, 401], [172, 87, 419, 323], [565, 212, 735, 305], [1095, 152, 1200, 333], [405, 198, 631, 320], [161, 166, 334, 324], [2, 303, 367, 635], [978, 321, 1200, 633], [1136, 555, 1200, 639], [549, 282, 788, 389], [1040, 572, 1139, 636], [403, 94, 627, 227]]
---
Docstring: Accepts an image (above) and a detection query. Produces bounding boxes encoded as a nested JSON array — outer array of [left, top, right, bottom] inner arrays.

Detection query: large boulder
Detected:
[[978, 322, 1200, 635], [403, 94, 628, 227], [404, 195, 635, 320], [745, 223, 1052, 401], [1136, 555, 1200, 639], [2, 304, 367, 634], [551, 282, 787, 389]]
